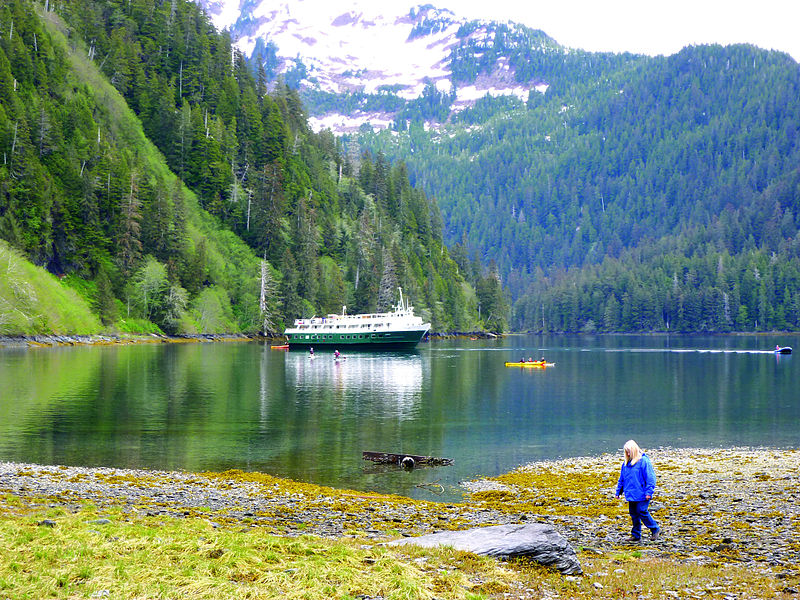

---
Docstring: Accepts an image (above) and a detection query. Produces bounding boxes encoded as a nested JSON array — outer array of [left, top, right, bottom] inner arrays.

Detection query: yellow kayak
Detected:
[[504, 361, 555, 368]]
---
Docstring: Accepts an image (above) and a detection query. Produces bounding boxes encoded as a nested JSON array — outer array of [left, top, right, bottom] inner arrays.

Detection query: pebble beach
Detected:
[[2, 447, 798, 578]]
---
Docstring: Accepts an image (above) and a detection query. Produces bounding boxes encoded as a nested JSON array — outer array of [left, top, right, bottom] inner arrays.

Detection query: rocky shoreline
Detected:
[[2, 447, 798, 581], [0, 331, 498, 348], [0, 461, 514, 540], [467, 447, 800, 576], [0, 333, 274, 348]]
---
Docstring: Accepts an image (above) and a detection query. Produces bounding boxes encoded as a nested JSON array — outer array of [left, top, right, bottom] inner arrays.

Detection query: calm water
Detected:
[[1, 335, 798, 500]]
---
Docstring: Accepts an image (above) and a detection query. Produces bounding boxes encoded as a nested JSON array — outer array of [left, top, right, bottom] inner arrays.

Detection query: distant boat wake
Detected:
[[601, 348, 788, 355]]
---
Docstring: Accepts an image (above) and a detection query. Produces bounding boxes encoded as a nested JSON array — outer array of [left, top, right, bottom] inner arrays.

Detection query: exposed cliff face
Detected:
[[195, 0, 555, 132]]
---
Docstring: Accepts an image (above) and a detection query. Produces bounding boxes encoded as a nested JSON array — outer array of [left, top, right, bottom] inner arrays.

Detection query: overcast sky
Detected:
[[440, 0, 800, 62]]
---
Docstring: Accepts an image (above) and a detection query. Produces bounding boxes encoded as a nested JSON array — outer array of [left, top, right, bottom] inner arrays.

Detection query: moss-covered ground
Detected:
[[1, 447, 798, 599]]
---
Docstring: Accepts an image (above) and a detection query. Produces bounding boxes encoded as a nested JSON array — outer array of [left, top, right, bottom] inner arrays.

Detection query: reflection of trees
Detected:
[[5, 338, 800, 494], [0, 344, 265, 470], [0, 346, 116, 465]]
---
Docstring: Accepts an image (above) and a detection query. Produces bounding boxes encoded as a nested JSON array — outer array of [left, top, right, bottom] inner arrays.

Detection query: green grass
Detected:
[[1, 504, 793, 600], [114, 318, 163, 335], [0, 507, 515, 600], [3, 451, 800, 599], [0, 241, 102, 335]]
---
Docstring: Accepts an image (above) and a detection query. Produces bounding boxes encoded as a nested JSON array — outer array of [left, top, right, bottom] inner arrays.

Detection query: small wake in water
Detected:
[[603, 348, 783, 355]]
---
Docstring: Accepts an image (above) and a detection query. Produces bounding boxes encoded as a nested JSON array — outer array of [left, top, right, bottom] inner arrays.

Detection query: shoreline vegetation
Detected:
[[0, 333, 275, 348], [0, 331, 500, 349], [1, 329, 793, 350], [1, 448, 798, 599]]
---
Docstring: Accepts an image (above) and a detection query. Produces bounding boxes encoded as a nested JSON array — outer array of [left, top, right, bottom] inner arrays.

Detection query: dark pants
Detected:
[[628, 499, 659, 539]]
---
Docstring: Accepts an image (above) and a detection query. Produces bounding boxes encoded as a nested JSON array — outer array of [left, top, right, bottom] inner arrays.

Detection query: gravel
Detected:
[[2, 447, 798, 577]]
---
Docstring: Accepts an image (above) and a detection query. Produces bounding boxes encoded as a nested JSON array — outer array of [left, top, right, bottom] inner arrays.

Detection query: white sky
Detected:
[[213, 0, 800, 63], [429, 0, 800, 62]]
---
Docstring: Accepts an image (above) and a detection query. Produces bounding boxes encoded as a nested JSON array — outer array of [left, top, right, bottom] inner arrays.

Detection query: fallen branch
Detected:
[[415, 481, 445, 495]]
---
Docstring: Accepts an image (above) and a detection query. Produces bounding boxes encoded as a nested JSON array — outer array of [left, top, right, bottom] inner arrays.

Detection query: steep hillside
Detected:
[[0, 0, 481, 335], [0, 240, 101, 335]]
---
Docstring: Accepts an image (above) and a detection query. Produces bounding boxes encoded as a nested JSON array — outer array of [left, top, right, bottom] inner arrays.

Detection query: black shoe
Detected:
[[650, 529, 661, 541], [626, 536, 641, 542]]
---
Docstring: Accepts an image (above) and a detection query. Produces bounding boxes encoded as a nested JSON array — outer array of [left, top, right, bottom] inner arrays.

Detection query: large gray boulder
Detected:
[[387, 523, 582, 575]]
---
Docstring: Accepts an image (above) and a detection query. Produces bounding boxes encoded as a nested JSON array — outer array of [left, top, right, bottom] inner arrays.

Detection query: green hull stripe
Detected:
[[286, 330, 427, 347]]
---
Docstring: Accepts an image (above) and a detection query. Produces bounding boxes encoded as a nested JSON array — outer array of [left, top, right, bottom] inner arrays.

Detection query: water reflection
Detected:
[[284, 351, 423, 418], [0, 336, 798, 500]]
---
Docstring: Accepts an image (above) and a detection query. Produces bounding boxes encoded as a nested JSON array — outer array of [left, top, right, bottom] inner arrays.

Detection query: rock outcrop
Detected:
[[387, 523, 582, 575]]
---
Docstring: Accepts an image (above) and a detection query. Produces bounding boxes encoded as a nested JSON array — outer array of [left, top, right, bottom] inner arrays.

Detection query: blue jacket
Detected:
[[616, 454, 656, 502]]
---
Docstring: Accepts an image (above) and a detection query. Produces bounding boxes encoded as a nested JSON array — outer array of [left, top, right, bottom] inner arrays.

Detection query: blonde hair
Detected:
[[623, 439, 643, 465]]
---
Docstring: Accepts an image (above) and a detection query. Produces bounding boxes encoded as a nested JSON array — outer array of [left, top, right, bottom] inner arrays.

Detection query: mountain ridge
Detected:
[[194, 0, 800, 334], [197, 0, 558, 133]]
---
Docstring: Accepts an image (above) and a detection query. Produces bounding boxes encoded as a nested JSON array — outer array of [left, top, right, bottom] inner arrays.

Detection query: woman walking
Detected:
[[615, 439, 661, 542]]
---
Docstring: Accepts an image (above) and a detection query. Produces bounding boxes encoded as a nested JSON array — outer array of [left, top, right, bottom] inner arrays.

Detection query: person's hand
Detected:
[[615, 495, 620, 499], [646, 495, 651, 500]]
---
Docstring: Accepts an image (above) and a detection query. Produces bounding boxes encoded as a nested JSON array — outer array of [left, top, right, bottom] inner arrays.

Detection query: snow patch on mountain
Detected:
[[195, 0, 552, 133], [235, 1, 463, 97], [308, 112, 395, 134], [198, 0, 241, 31]]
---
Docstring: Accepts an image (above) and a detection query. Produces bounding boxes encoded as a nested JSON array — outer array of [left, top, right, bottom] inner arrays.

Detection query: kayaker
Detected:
[[309, 347, 314, 357], [615, 439, 661, 542], [334, 349, 340, 359]]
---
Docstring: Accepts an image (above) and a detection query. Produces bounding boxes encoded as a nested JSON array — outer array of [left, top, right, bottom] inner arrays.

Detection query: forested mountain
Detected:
[[196, 0, 557, 135], [359, 44, 800, 333], [205, 0, 800, 333], [0, 0, 484, 336]]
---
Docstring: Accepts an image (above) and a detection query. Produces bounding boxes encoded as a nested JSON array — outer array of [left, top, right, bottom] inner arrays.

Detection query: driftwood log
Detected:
[[362, 451, 453, 467]]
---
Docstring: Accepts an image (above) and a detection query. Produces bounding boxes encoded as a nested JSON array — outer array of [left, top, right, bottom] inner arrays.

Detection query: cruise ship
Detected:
[[283, 290, 430, 349]]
